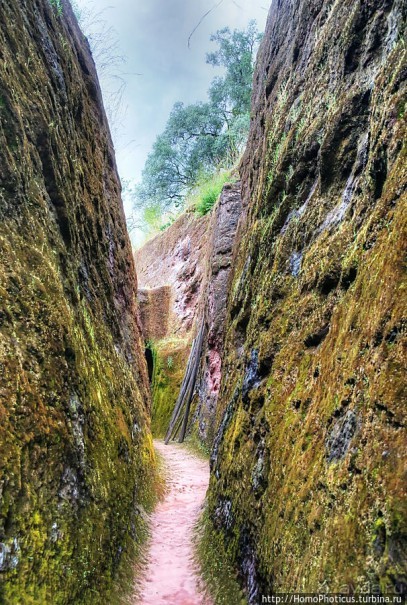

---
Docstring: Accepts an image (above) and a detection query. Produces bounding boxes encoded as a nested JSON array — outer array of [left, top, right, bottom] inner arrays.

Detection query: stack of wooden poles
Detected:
[[164, 320, 205, 444]]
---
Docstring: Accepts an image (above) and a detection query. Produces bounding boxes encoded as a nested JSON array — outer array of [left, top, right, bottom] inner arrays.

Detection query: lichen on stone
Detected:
[[0, 1, 157, 602], [204, 0, 407, 598]]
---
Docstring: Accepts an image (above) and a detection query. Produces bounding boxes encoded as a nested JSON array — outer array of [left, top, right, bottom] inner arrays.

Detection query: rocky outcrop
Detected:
[[135, 208, 210, 436], [0, 1, 155, 603], [136, 209, 209, 336], [207, 0, 407, 599], [138, 286, 171, 342], [192, 183, 243, 444], [135, 185, 242, 442]]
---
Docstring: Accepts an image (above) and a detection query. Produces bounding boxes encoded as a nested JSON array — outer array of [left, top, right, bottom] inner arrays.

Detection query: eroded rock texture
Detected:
[[135, 184, 242, 443], [192, 183, 243, 444], [0, 1, 154, 603], [138, 286, 172, 342], [207, 0, 406, 599], [135, 208, 210, 436], [136, 209, 209, 336]]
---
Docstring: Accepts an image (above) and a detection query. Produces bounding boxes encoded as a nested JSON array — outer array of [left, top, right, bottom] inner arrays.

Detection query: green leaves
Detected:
[[134, 21, 262, 218], [207, 21, 262, 116], [194, 171, 231, 216]]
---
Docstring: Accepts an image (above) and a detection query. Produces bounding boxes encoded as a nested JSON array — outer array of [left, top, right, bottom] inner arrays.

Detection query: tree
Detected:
[[207, 20, 261, 117], [134, 21, 262, 214]]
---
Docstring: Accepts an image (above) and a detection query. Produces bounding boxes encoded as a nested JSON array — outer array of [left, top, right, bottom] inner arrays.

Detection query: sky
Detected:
[[74, 0, 269, 239]]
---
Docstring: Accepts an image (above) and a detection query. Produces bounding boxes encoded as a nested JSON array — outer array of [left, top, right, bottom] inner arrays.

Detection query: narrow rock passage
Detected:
[[134, 440, 212, 605]]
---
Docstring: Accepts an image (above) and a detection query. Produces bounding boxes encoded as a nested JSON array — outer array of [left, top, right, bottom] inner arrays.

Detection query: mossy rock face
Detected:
[[207, 0, 407, 600], [150, 338, 190, 438], [191, 183, 243, 447], [0, 1, 155, 603], [135, 205, 211, 441]]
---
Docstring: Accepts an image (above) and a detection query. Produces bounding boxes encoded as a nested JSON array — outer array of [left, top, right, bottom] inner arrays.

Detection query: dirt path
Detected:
[[134, 440, 212, 605]]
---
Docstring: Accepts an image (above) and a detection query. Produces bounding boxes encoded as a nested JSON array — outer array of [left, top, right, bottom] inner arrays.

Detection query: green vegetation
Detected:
[[0, 228, 161, 605], [195, 510, 247, 605], [183, 432, 211, 460], [150, 337, 190, 438], [143, 205, 177, 236], [134, 22, 261, 220], [204, 4, 407, 595], [133, 169, 232, 242], [193, 171, 232, 216], [0, 2, 163, 600]]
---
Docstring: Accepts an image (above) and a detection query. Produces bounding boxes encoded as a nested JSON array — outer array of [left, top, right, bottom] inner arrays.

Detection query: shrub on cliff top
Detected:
[[193, 171, 231, 216]]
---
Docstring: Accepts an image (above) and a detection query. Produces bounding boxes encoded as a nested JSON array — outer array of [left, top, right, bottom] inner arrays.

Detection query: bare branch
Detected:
[[187, 0, 225, 49]]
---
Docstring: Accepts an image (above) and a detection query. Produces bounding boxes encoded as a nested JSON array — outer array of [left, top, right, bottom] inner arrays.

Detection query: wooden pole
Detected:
[[178, 320, 205, 443], [164, 320, 205, 444], [164, 328, 200, 443]]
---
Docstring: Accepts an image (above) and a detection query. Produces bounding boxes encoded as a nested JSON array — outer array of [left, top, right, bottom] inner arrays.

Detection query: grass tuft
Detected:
[[184, 433, 211, 460], [193, 172, 232, 216]]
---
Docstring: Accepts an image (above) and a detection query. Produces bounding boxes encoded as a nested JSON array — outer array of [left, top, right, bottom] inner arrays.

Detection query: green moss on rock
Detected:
[[0, 1, 157, 603], [206, 0, 407, 599], [150, 337, 190, 438]]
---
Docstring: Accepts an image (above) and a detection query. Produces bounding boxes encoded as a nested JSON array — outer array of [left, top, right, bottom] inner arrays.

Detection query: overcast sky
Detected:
[[74, 0, 269, 235]]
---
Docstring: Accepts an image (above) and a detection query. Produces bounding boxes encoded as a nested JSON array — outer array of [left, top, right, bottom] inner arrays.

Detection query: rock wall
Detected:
[[138, 286, 172, 342], [0, 1, 155, 603], [136, 208, 209, 336], [135, 208, 210, 436], [135, 185, 242, 442], [191, 183, 243, 445], [207, 0, 406, 600]]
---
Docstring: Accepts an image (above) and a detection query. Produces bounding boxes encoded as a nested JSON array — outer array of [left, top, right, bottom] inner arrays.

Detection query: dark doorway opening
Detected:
[[145, 347, 154, 383]]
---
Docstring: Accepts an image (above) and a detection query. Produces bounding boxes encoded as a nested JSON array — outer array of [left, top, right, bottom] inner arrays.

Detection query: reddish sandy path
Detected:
[[134, 440, 212, 605]]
